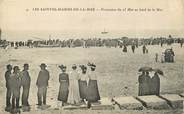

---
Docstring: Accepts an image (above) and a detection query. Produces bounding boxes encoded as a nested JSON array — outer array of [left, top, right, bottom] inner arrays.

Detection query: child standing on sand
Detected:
[[161, 52, 165, 63], [155, 53, 158, 62]]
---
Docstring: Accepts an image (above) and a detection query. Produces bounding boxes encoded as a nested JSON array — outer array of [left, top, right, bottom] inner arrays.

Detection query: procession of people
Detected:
[[4, 62, 101, 113], [1, 34, 183, 49]]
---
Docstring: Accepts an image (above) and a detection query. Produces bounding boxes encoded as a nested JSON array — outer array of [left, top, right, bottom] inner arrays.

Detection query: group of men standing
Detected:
[[5, 63, 50, 113], [5, 64, 31, 113]]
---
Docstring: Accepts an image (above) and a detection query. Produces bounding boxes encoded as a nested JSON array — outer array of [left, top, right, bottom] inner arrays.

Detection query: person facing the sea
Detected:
[[123, 45, 127, 53], [143, 45, 146, 54], [58, 65, 69, 106], [138, 71, 145, 96], [131, 44, 135, 53], [87, 63, 100, 102], [36, 63, 50, 106], [138, 71, 151, 96], [170, 48, 175, 62], [9, 66, 21, 112], [5, 64, 12, 112], [67, 64, 81, 105], [20, 64, 31, 108], [78, 65, 88, 102], [150, 72, 160, 95], [155, 53, 158, 62]]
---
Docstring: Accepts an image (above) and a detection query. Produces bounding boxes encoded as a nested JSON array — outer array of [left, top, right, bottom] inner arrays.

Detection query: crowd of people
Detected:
[[0, 35, 184, 49], [4, 63, 100, 113], [5, 63, 164, 113]]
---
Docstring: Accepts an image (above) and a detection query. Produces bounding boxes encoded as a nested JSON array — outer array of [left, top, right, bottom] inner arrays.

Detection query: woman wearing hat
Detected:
[[67, 64, 81, 105], [123, 45, 127, 53], [150, 72, 160, 95], [58, 65, 69, 106], [138, 71, 151, 96], [78, 65, 88, 102], [87, 64, 100, 102]]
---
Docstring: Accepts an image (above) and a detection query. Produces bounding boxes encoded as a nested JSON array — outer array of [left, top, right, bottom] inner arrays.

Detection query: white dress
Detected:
[[67, 70, 81, 104]]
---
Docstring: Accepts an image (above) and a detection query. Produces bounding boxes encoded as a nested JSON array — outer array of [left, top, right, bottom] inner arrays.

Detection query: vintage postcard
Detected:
[[0, 0, 184, 114]]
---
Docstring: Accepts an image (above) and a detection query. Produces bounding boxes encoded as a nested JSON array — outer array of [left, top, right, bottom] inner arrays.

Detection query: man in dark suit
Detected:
[[20, 64, 31, 107], [5, 64, 12, 111], [36, 63, 50, 106]]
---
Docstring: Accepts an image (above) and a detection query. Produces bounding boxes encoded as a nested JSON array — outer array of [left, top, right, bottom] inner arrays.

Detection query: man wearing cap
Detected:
[[36, 63, 50, 106], [5, 64, 12, 111], [9, 66, 21, 112], [20, 64, 31, 107]]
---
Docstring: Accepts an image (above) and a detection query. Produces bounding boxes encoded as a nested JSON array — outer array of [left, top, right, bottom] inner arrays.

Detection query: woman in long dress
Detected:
[[144, 72, 151, 95], [67, 64, 81, 105], [138, 71, 151, 96], [150, 72, 160, 95], [58, 65, 69, 106], [78, 65, 88, 101], [123, 45, 127, 52], [87, 64, 100, 102], [138, 71, 145, 96]]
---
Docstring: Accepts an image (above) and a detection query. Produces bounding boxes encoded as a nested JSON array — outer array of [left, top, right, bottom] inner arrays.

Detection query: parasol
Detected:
[[138, 67, 152, 72], [153, 69, 164, 75], [58, 64, 66, 69]]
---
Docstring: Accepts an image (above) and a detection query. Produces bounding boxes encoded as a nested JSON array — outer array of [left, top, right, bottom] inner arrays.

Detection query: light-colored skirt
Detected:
[[67, 79, 81, 104]]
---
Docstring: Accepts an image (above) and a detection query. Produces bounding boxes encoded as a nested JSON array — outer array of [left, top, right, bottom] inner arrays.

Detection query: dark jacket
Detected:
[[20, 70, 31, 87], [36, 69, 50, 87], [138, 74, 151, 96], [5, 71, 11, 88], [150, 74, 160, 95]]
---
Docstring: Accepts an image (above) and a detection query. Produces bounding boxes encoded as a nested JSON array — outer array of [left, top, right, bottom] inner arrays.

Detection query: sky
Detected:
[[0, 0, 184, 41]]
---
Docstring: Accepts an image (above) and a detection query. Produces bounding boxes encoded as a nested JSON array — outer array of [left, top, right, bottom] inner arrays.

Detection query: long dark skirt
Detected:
[[138, 83, 150, 96], [86, 80, 100, 102], [58, 81, 69, 102], [138, 84, 143, 96], [150, 76, 160, 95], [78, 80, 87, 99]]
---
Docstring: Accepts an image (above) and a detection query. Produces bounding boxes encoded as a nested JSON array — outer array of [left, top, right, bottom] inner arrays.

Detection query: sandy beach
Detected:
[[0, 44, 184, 113]]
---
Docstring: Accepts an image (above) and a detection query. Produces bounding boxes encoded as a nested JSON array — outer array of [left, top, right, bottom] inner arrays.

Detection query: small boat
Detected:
[[101, 29, 108, 34]]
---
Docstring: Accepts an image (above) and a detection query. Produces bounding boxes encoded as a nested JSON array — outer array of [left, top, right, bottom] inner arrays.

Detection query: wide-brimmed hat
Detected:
[[6, 64, 12, 69], [59, 65, 66, 70], [40, 63, 47, 67], [24, 63, 29, 67], [87, 62, 96, 69], [153, 68, 164, 75], [138, 66, 152, 72], [79, 65, 87, 70], [13, 66, 20, 71], [72, 64, 77, 69], [91, 64, 96, 69]]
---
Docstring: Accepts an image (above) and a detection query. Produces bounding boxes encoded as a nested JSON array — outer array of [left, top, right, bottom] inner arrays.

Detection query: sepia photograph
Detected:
[[0, 0, 184, 114]]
